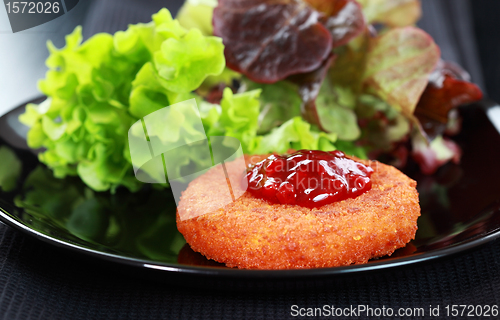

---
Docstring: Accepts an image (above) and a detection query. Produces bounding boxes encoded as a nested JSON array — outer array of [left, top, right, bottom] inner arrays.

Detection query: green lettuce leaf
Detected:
[[20, 9, 225, 192], [199, 67, 241, 92], [153, 28, 225, 93], [215, 88, 261, 153]]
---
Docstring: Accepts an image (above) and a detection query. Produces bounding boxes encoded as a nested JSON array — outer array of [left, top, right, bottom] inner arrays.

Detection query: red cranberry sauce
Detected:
[[245, 150, 374, 208]]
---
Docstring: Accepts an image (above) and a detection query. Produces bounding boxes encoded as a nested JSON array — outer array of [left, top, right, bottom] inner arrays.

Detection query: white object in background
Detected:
[[487, 106, 500, 135], [0, 2, 86, 117]]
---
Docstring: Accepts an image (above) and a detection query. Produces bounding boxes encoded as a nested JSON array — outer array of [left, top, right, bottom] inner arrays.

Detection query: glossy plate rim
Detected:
[[1, 98, 500, 279], [1, 205, 500, 278]]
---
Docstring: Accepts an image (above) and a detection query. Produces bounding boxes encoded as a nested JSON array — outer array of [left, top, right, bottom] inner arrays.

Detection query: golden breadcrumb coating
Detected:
[[176, 154, 420, 269]]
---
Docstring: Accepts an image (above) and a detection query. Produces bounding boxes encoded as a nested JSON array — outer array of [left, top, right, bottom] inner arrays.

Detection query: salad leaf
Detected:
[[0, 146, 22, 192], [21, 0, 486, 192], [356, 93, 411, 158], [198, 100, 222, 130], [213, 0, 366, 84], [412, 62, 482, 140], [213, 0, 333, 83], [363, 27, 440, 117], [129, 63, 170, 119], [195, 67, 242, 104], [357, 0, 421, 27]]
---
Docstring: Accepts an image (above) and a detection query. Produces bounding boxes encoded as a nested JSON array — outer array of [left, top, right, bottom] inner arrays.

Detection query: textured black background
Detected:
[[1, 0, 500, 319]]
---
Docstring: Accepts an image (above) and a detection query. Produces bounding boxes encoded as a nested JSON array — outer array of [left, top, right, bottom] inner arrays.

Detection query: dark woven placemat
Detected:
[[0, 222, 499, 320]]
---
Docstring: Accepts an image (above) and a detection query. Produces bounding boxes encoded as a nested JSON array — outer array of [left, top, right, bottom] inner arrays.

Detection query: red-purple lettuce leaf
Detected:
[[213, 0, 333, 83], [413, 60, 482, 139], [362, 27, 440, 117], [304, 0, 366, 47], [415, 72, 483, 124]]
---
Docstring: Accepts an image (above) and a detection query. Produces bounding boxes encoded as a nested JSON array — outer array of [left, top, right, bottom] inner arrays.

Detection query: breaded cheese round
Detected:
[[176, 154, 420, 269]]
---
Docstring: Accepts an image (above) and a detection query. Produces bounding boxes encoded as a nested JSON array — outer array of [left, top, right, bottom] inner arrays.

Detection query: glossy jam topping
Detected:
[[245, 150, 374, 208]]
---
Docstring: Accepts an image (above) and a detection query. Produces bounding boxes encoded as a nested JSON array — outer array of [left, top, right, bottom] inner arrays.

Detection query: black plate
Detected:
[[1, 98, 500, 281]]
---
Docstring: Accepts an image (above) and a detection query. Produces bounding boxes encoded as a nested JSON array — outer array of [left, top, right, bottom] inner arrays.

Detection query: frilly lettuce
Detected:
[[20, 9, 225, 192], [153, 28, 225, 92], [215, 88, 261, 153]]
